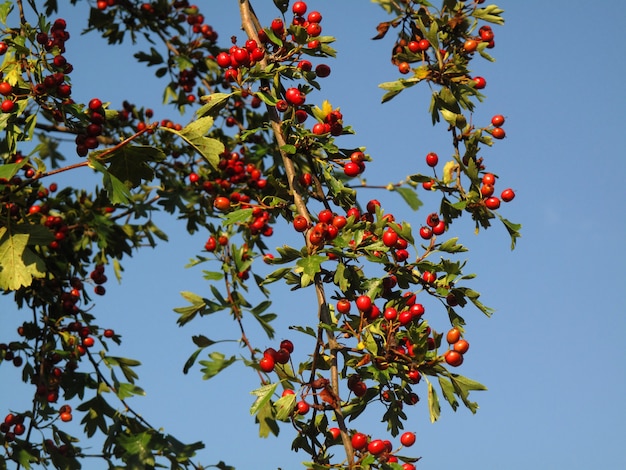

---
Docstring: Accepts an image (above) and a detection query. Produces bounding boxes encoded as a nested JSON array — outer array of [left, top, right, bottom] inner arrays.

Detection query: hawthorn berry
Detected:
[[351, 432, 368, 451], [293, 214, 309, 232], [425, 152, 439, 167], [473, 76, 487, 89], [292, 1, 307, 15], [454, 339, 470, 354], [343, 162, 361, 177], [355, 295, 372, 312], [484, 196, 501, 210], [491, 114, 505, 127], [259, 355, 275, 372], [446, 328, 461, 344], [307, 11, 322, 23], [444, 349, 463, 367], [213, 196, 230, 211], [491, 127, 506, 139], [0, 82, 12, 95], [482, 173, 496, 186], [1, 99, 15, 113], [367, 439, 386, 455], [336, 299, 351, 314], [419, 226, 433, 240], [315, 63, 331, 78], [400, 431, 416, 447], [463, 39, 478, 52], [501, 188, 515, 202]]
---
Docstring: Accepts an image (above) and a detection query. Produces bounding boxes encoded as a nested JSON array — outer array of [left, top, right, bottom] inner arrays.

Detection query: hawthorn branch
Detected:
[[239, 1, 355, 466]]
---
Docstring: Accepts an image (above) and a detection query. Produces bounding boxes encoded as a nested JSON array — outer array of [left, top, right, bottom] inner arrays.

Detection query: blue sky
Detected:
[[2, 1, 626, 469]]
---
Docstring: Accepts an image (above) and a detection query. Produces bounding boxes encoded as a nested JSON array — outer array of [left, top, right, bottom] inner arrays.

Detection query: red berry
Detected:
[[216, 52, 231, 68], [383, 307, 397, 321], [336, 299, 351, 314], [292, 1, 307, 16], [491, 114, 505, 127], [501, 188, 515, 202], [351, 432, 368, 451], [473, 76, 487, 89], [484, 196, 500, 210], [425, 152, 438, 167], [419, 226, 433, 240], [454, 339, 470, 354], [318, 209, 333, 224], [418, 39, 430, 51], [367, 439, 386, 455], [1, 99, 15, 113], [213, 196, 230, 211], [446, 328, 461, 344], [491, 127, 506, 139], [293, 214, 309, 232], [285, 87, 306, 106], [382, 229, 398, 247], [307, 11, 322, 23], [444, 349, 463, 367], [400, 431, 416, 447], [355, 295, 372, 313], [279, 339, 294, 354], [463, 39, 478, 52], [315, 64, 331, 78], [343, 162, 361, 177], [482, 173, 496, 186], [259, 355, 275, 372], [296, 400, 310, 415], [0, 82, 12, 95]]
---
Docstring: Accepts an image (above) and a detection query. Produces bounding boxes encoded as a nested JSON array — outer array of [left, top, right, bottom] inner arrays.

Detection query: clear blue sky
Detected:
[[2, 1, 625, 469]]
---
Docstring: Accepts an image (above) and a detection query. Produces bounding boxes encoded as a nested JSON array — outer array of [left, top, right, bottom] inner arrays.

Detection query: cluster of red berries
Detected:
[[1, 413, 26, 442], [443, 327, 470, 367], [259, 339, 294, 373], [30, 19, 74, 109], [74, 98, 106, 156], [215, 38, 266, 82], [90, 264, 108, 296], [287, 1, 324, 49], [342, 150, 366, 178], [490, 113, 506, 139], [349, 430, 417, 468], [463, 24, 496, 53], [0, 342, 23, 368], [480, 171, 515, 210], [418, 212, 446, 240]]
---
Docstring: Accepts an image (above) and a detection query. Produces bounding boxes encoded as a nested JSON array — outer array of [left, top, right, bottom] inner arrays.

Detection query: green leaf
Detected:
[[438, 376, 459, 411], [88, 158, 131, 205], [438, 237, 467, 253], [273, 393, 296, 421], [0, 226, 47, 290], [117, 382, 146, 399], [198, 352, 236, 380], [196, 92, 233, 118], [295, 254, 327, 287], [161, 116, 224, 169], [102, 145, 165, 188], [473, 5, 506, 25], [392, 186, 423, 211], [426, 377, 440, 423], [134, 47, 164, 66], [192, 334, 216, 348], [222, 208, 253, 226], [0, 2, 13, 24], [497, 214, 522, 250], [250, 383, 278, 416]]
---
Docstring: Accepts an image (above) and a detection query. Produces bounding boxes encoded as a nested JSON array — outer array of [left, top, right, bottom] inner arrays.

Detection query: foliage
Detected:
[[0, 0, 517, 468]]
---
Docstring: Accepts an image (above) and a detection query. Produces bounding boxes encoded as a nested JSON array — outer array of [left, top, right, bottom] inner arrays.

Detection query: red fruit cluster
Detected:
[[418, 212, 446, 240], [75, 98, 107, 156], [490, 113, 506, 139], [259, 339, 294, 373], [444, 328, 470, 367], [96, 0, 117, 10], [90, 264, 108, 296], [312, 107, 344, 137], [480, 172, 515, 210], [215, 39, 265, 82], [0, 413, 26, 442], [343, 151, 366, 178]]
